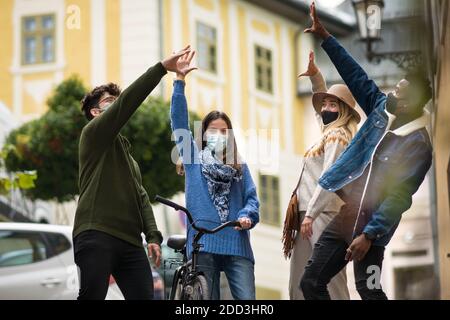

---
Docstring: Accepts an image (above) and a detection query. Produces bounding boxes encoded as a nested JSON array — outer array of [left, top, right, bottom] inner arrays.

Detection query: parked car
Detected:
[[0, 223, 122, 299]]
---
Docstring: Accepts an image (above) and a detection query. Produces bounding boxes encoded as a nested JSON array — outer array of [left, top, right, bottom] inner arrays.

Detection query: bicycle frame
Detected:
[[155, 195, 241, 299]]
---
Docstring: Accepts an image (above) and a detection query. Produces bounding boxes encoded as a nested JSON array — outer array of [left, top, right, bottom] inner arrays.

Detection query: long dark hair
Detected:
[[176, 110, 242, 175]]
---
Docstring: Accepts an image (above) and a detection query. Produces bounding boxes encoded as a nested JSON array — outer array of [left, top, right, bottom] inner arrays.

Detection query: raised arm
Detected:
[[84, 46, 193, 147], [299, 50, 328, 93], [304, 1, 385, 116], [170, 80, 198, 165], [321, 36, 384, 116], [170, 51, 198, 166], [84, 63, 167, 145], [299, 50, 328, 126]]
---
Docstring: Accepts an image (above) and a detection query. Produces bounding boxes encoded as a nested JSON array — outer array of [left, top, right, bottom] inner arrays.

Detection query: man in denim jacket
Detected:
[[299, 2, 433, 300]]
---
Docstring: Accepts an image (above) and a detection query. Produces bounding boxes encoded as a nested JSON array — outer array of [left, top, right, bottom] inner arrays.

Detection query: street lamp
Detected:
[[352, 0, 384, 42], [352, 0, 422, 70]]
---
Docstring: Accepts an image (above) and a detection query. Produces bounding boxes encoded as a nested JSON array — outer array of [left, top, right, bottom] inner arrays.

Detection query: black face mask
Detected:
[[321, 111, 339, 125], [387, 92, 423, 129], [386, 92, 400, 114]]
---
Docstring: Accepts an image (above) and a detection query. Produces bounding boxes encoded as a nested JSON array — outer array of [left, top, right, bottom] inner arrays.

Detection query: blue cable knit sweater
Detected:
[[170, 80, 260, 263]]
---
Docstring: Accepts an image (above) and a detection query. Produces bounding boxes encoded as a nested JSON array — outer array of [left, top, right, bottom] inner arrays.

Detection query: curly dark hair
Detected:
[[81, 83, 121, 120]]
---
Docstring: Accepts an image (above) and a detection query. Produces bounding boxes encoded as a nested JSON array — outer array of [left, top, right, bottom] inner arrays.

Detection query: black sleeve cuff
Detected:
[[146, 231, 163, 246]]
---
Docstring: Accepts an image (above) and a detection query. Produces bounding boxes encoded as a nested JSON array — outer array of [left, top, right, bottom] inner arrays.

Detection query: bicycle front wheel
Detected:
[[184, 274, 210, 300]]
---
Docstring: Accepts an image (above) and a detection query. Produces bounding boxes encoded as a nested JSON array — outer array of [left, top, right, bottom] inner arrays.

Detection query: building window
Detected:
[[259, 174, 280, 226], [255, 45, 273, 93], [196, 22, 217, 73], [21, 14, 56, 65]]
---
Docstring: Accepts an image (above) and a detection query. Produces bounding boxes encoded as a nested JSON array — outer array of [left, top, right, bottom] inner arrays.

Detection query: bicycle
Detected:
[[154, 195, 241, 300]]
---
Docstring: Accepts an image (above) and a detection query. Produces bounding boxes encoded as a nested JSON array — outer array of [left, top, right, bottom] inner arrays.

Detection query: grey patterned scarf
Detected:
[[199, 147, 242, 222]]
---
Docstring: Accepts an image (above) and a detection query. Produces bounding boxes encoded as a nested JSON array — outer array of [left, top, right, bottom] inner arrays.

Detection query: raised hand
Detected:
[[162, 45, 193, 74], [298, 50, 319, 78], [303, 1, 331, 40], [176, 50, 198, 80]]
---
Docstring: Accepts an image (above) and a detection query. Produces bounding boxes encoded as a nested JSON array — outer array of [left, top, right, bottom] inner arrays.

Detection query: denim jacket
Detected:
[[318, 36, 433, 246]]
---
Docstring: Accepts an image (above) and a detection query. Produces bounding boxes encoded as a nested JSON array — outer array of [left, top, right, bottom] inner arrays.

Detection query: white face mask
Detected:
[[206, 133, 228, 153]]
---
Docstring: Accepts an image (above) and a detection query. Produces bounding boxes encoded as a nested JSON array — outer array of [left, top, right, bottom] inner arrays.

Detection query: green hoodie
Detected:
[[73, 62, 166, 247]]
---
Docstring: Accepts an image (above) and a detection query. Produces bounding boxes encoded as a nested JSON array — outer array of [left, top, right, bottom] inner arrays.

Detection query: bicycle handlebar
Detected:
[[198, 220, 241, 234], [154, 195, 242, 233], [155, 195, 184, 211], [155, 195, 194, 224]]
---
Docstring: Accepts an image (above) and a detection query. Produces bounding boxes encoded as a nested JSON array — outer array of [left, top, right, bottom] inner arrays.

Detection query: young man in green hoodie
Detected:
[[73, 45, 196, 300]]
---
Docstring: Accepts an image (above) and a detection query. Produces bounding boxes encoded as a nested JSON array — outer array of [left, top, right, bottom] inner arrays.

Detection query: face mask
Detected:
[[206, 133, 228, 153], [387, 91, 411, 114], [321, 111, 339, 125], [386, 92, 400, 114]]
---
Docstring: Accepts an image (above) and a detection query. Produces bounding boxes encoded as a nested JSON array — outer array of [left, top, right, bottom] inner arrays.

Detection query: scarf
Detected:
[[199, 147, 242, 223]]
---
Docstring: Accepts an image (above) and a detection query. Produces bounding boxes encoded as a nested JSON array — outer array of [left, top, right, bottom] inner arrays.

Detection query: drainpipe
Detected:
[[423, 0, 442, 298]]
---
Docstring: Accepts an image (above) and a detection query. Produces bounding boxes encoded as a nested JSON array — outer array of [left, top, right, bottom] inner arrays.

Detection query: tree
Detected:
[[4, 75, 87, 202], [121, 97, 200, 200], [0, 144, 37, 197], [3, 75, 199, 204]]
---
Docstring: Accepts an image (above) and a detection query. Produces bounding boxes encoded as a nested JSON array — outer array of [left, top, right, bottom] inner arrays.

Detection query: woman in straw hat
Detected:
[[283, 51, 361, 300]]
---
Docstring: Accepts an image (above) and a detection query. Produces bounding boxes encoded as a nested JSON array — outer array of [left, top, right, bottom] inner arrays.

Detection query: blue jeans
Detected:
[[196, 252, 255, 300]]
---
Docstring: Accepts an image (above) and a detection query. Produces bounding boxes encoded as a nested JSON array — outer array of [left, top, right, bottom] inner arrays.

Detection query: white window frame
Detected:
[[11, 0, 65, 75]]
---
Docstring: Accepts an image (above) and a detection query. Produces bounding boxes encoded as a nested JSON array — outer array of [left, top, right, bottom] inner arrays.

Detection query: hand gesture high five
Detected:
[[303, 1, 331, 40], [162, 45, 195, 75], [298, 50, 319, 78], [175, 50, 198, 80]]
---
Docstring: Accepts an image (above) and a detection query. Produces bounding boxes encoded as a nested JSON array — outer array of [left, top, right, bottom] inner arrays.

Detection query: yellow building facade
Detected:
[[0, 0, 119, 120]]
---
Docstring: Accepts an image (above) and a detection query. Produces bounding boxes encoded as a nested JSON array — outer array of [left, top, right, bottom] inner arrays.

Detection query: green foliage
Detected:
[[0, 144, 37, 196], [121, 97, 200, 201], [4, 75, 87, 202]]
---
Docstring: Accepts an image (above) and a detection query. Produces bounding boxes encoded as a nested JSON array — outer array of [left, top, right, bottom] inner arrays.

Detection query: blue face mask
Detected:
[[206, 133, 228, 153]]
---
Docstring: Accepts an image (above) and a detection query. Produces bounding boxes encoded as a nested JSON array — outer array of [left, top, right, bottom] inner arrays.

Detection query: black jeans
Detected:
[[300, 207, 388, 300], [73, 230, 154, 300]]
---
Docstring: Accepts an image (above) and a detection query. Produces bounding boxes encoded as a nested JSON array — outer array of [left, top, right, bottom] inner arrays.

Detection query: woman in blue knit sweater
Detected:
[[170, 50, 260, 300]]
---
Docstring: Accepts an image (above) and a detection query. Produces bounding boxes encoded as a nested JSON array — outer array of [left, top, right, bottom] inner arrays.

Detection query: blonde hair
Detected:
[[305, 102, 359, 158]]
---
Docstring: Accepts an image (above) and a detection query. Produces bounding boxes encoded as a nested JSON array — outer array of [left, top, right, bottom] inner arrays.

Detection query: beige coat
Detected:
[[289, 71, 350, 300]]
